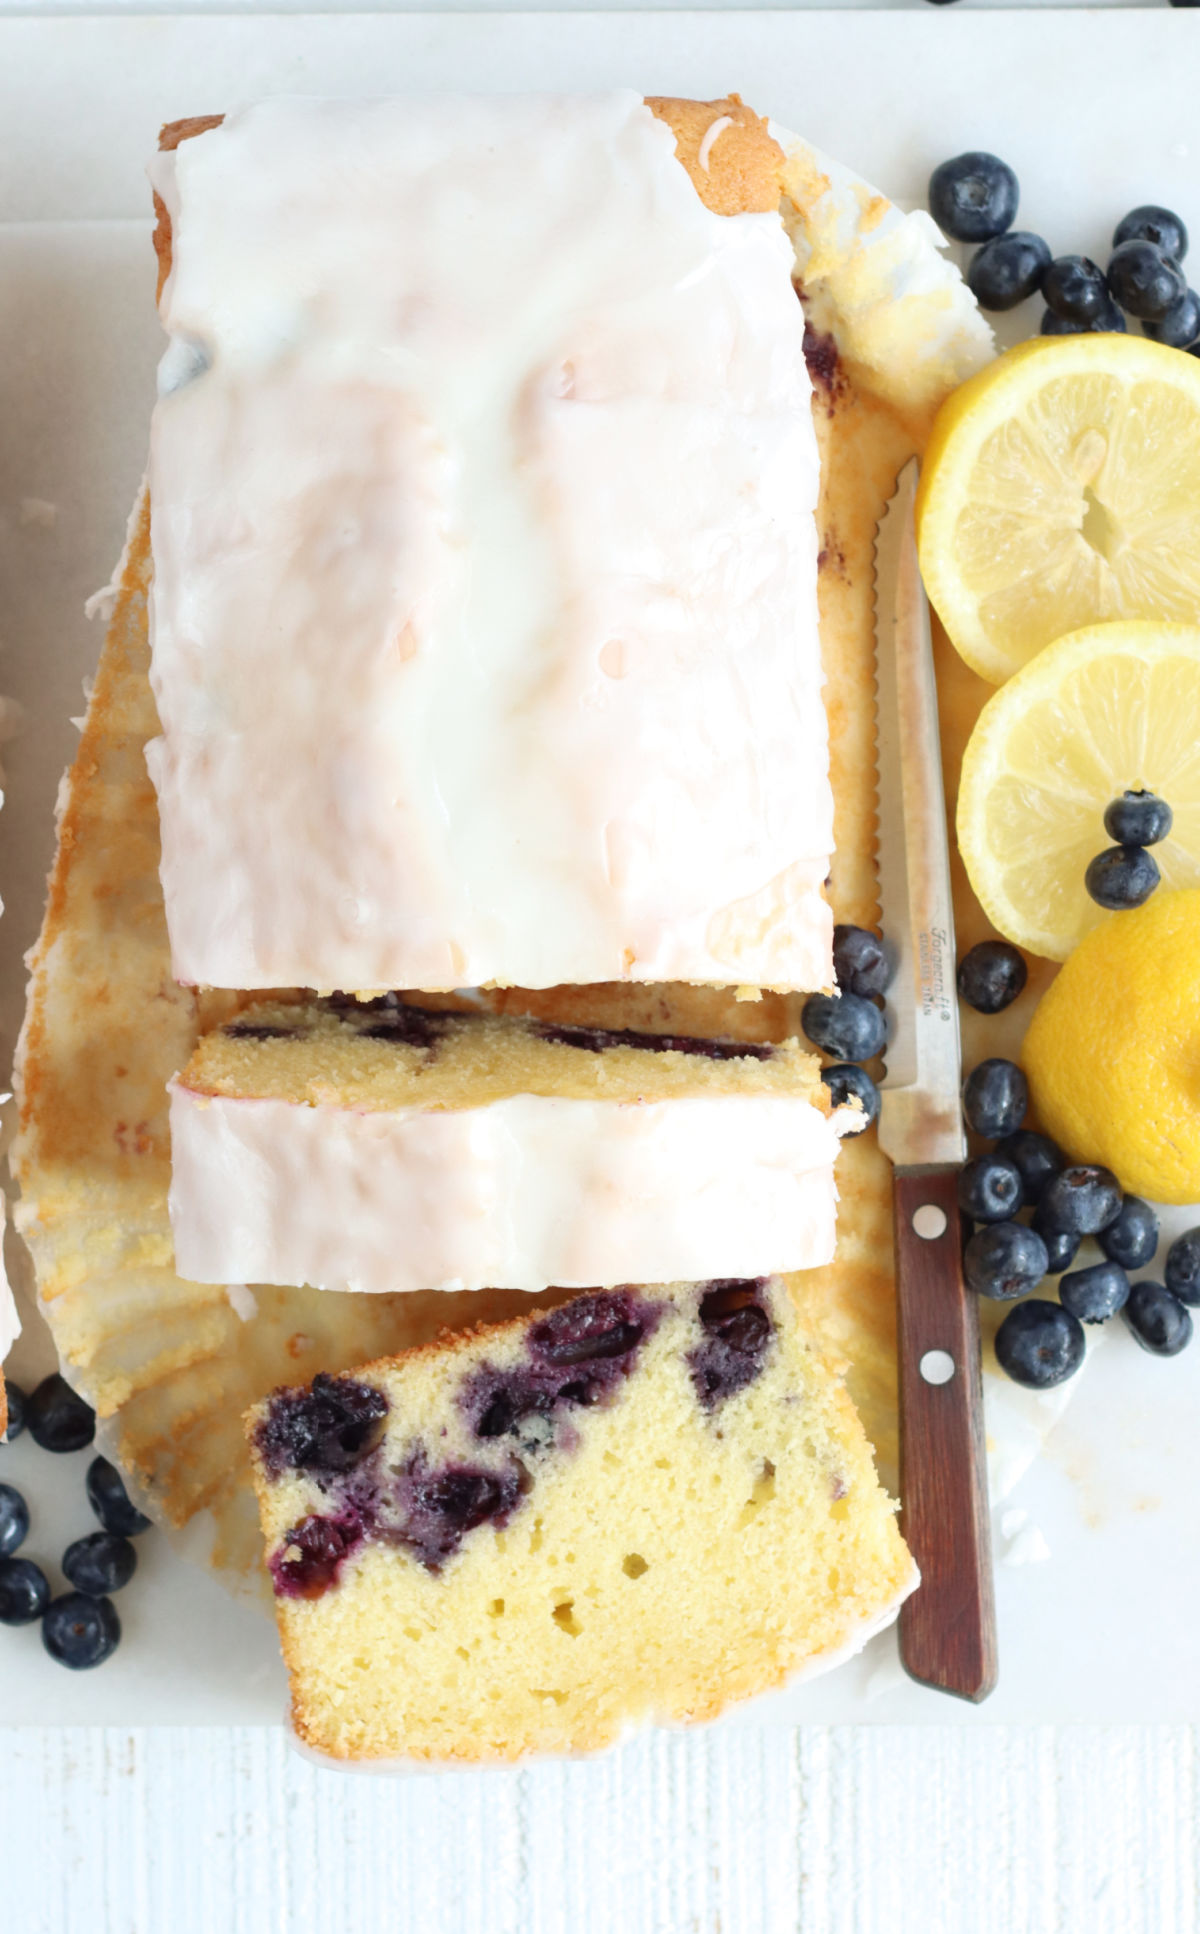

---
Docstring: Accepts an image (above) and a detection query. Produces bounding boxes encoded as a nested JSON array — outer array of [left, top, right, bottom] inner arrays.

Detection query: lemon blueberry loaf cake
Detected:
[[147, 94, 834, 995], [247, 1277, 917, 1761], [14, 92, 990, 1619], [169, 997, 856, 1294]]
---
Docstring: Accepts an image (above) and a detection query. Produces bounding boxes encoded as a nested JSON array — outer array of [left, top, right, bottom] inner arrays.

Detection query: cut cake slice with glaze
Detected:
[[169, 995, 856, 1294], [247, 1276, 917, 1762]]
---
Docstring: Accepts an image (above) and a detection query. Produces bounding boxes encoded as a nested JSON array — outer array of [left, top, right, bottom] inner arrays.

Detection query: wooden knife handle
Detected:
[[894, 1164, 997, 1702]]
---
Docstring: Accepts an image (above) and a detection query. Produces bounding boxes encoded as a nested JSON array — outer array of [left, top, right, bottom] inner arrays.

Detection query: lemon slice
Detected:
[[917, 335, 1200, 683], [957, 620, 1200, 959]]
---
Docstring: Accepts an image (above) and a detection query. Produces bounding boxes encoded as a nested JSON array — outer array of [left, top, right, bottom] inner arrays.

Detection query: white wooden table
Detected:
[[2, 4, 1199, 1927], [1, 1724, 1195, 1931]]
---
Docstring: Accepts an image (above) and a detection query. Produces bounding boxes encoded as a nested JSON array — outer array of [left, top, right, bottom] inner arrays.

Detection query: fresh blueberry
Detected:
[[1143, 288, 1200, 349], [42, 1592, 121, 1669], [1164, 1227, 1200, 1306], [968, 232, 1052, 311], [1102, 791, 1173, 847], [964, 1221, 1049, 1300], [956, 940, 1027, 1014], [1042, 255, 1110, 325], [1107, 240, 1187, 320], [86, 1457, 152, 1538], [994, 1298, 1086, 1389], [1041, 301, 1127, 336], [928, 152, 1019, 244], [957, 1154, 1023, 1224], [1059, 1260, 1130, 1324], [995, 1130, 1064, 1207], [26, 1375, 95, 1454], [1098, 1195, 1160, 1271], [832, 925, 891, 998], [801, 992, 886, 1063], [962, 1058, 1028, 1138], [1113, 205, 1188, 263], [1041, 1165, 1123, 1237], [0, 1484, 29, 1558], [3, 1383, 27, 1442], [1031, 1204, 1082, 1274], [62, 1531, 137, 1596], [0, 1557, 50, 1625], [1085, 845, 1160, 910], [820, 1063, 880, 1130], [1124, 1280, 1193, 1357]]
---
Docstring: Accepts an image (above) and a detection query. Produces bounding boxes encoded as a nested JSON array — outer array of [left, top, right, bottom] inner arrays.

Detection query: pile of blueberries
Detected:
[[802, 924, 891, 1131], [803, 921, 1199, 1392], [0, 1373, 150, 1668], [928, 151, 1198, 349], [958, 938, 1198, 1388]]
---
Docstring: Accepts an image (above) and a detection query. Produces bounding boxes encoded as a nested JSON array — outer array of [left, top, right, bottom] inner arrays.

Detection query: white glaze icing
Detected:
[[168, 1083, 851, 1293], [147, 93, 831, 992]]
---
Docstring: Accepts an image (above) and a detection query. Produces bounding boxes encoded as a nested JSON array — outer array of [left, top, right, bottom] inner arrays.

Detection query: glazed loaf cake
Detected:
[[147, 93, 833, 995], [169, 998, 856, 1293], [247, 1277, 916, 1761]]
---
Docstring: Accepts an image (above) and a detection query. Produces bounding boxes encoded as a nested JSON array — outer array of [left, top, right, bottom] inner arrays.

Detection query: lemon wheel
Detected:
[[917, 335, 1200, 683], [956, 620, 1200, 960]]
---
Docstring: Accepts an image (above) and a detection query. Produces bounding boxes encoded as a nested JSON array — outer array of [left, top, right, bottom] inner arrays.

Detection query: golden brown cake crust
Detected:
[[153, 115, 224, 299], [646, 95, 785, 214]]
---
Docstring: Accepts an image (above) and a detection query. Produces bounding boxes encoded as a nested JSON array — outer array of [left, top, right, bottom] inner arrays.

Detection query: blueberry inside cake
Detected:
[[169, 998, 856, 1294], [247, 1277, 916, 1761]]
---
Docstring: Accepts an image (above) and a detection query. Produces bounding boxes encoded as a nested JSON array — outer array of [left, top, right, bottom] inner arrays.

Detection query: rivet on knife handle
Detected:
[[894, 1166, 997, 1702]]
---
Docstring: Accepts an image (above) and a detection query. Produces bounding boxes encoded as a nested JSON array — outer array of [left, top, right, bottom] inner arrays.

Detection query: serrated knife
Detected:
[[874, 457, 997, 1703]]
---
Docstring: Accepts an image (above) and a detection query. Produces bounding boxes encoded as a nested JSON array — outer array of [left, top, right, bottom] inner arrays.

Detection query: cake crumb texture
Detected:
[[248, 1280, 916, 1762]]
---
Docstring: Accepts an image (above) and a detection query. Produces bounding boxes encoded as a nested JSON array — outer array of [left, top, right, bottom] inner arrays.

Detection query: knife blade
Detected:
[[873, 456, 997, 1704]]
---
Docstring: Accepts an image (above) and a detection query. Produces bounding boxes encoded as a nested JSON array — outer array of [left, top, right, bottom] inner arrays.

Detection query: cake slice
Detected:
[[147, 93, 833, 995], [169, 997, 856, 1294], [247, 1276, 916, 1761]]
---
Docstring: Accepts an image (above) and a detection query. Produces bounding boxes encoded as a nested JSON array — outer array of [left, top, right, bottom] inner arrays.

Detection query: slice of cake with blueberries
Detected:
[[169, 997, 859, 1294], [247, 1277, 916, 1762]]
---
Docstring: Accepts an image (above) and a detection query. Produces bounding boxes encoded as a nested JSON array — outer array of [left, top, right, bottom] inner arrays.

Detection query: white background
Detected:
[[2, 6, 1200, 1928]]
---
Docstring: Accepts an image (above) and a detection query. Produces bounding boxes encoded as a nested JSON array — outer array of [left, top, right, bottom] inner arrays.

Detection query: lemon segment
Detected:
[[917, 335, 1200, 683], [956, 621, 1200, 960], [1023, 888, 1200, 1205]]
